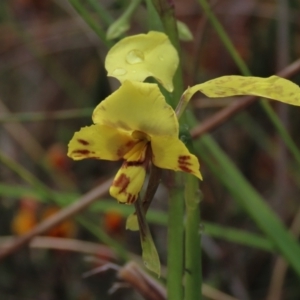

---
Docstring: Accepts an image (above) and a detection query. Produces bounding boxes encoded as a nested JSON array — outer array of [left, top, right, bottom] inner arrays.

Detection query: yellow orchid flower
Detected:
[[105, 31, 179, 92], [68, 81, 201, 204]]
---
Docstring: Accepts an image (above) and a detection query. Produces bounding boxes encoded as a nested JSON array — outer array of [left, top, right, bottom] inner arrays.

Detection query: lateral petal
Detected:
[[67, 124, 134, 161], [110, 162, 146, 204], [105, 31, 179, 92], [93, 81, 178, 137], [182, 75, 300, 106], [151, 136, 202, 179]]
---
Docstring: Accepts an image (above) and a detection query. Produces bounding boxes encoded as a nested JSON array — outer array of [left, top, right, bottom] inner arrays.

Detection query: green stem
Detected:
[[150, 0, 183, 108], [86, 0, 114, 26], [145, 0, 164, 31], [167, 178, 185, 300], [122, 0, 142, 20], [150, 0, 202, 296], [68, 0, 112, 47], [150, 0, 189, 297], [184, 174, 202, 300], [107, 0, 142, 39]]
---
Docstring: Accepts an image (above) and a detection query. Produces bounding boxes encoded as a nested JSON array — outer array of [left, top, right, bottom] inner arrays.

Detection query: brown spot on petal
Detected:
[[113, 173, 130, 194], [126, 161, 144, 167], [178, 155, 192, 173], [179, 165, 193, 173], [127, 194, 136, 204], [117, 141, 135, 157], [77, 139, 89, 146], [178, 155, 192, 164], [113, 174, 139, 204], [72, 149, 90, 155]]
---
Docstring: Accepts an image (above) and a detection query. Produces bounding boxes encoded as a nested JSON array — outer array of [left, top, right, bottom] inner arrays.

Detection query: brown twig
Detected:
[[0, 236, 117, 260], [118, 262, 239, 300], [0, 100, 45, 162], [0, 178, 112, 260], [190, 58, 300, 139], [118, 262, 167, 300]]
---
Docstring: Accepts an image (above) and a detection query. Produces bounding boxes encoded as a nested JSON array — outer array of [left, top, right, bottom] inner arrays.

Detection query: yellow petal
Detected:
[[182, 75, 300, 106], [151, 136, 202, 179], [105, 31, 179, 92], [123, 140, 148, 161], [67, 124, 134, 161], [93, 81, 178, 137], [110, 162, 146, 204]]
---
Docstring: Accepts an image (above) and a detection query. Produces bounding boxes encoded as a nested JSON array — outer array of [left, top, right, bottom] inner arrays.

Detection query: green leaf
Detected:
[[126, 213, 139, 231], [183, 75, 300, 106], [135, 198, 161, 276], [177, 20, 193, 41]]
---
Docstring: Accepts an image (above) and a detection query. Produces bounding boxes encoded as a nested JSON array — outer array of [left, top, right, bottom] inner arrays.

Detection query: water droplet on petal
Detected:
[[112, 68, 127, 76], [126, 49, 144, 64]]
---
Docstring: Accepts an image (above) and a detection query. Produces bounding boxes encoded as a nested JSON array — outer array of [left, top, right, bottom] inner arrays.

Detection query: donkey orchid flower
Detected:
[[68, 81, 201, 204]]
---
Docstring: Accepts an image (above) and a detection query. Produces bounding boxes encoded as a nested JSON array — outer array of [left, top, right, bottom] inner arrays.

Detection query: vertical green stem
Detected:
[[122, 0, 142, 20], [184, 174, 202, 300], [150, 1, 202, 297], [150, 1, 185, 297], [167, 181, 185, 300], [150, 0, 183, 108]]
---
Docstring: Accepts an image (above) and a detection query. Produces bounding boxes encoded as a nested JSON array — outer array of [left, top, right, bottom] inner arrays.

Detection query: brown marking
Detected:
[[178, 155, 192, 165], [178, 155, 192, 173], [72, 149, 90, 155], [126, 161, 145, 167], [127, 194, 136, 204], [179, 165, 192, 173], [113, 174, 138, 204], [117, 141, 135, 157], [77, 139, 89, 146], [113, 173, 130, 194]]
